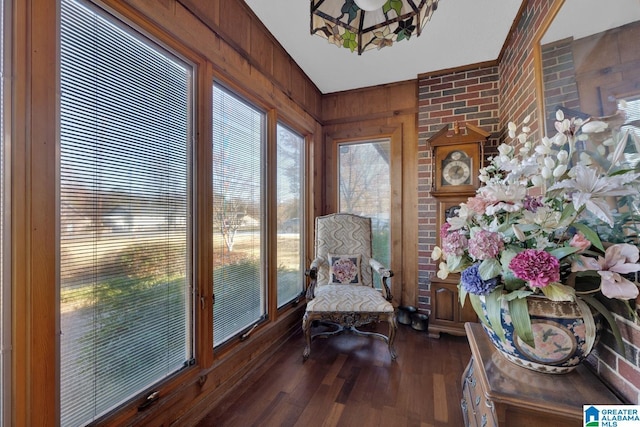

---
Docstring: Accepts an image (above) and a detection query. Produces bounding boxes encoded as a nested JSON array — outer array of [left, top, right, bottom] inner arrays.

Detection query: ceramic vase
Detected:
[[480, 295, 601, 374]]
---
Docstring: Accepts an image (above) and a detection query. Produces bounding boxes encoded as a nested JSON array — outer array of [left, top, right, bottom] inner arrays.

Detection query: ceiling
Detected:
[[244, 0, 526, 94]]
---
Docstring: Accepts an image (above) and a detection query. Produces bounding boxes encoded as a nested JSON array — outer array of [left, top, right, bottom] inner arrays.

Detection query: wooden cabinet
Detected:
[[461, 323, 622, 427], [428, 279, 477, 338]]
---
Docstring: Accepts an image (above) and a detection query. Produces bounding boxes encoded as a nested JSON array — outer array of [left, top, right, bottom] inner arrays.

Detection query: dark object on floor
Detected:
[[397, 305, 417, 325], [411, 313, 429, 331]]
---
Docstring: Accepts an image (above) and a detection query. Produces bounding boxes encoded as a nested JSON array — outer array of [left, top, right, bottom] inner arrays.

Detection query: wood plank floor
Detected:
[[196, 322, 472, 427]]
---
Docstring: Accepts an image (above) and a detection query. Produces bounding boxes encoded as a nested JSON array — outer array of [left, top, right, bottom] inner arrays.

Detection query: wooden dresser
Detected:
[[461, 322, 622, 427]]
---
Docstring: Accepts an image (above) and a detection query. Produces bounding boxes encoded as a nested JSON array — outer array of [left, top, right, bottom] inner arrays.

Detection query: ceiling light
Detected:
[[353, 0, 387, 11], [311, 0, 439, 55]]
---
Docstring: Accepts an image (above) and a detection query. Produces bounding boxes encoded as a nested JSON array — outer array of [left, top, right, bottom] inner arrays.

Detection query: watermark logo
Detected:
[[584, 405, 640, 427], [585, 406, 599, 427]]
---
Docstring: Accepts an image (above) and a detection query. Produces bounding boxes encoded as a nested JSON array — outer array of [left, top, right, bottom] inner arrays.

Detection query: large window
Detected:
[[338, 140, 391, 272], [59, 0, 194, 425], [276, 124, 305, 307], [212, 85, 265, 347]]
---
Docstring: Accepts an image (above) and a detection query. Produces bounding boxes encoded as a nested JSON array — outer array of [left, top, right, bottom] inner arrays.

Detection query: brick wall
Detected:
[[498, 0, 640, 403], [416, 0, 640, 404], [416, 65, 500, 311], [541, 38, 580, 135]]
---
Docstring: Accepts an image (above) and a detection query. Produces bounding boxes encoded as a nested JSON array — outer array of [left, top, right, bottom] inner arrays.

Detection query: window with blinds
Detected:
[[276, 124, 304, 307], [212, 85, 265, 347], [59, 0, 194, 425]]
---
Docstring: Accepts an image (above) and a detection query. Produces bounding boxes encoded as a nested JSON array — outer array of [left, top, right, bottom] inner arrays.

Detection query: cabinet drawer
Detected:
[[462, 358, 497, 427]]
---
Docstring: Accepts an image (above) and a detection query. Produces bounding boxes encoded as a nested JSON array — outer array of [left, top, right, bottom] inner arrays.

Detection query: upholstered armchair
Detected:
[[302, 213, 397, 361]]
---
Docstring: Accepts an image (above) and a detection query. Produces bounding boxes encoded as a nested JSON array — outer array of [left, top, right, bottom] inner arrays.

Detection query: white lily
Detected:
[[549, 164, 640, 227]]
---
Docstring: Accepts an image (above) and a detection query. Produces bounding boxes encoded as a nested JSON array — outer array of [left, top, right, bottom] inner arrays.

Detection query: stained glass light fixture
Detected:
[[311, 0, 439, 55]]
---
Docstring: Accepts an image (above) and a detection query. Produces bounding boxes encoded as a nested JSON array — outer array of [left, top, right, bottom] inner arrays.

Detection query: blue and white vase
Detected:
[[479, 294, 602, 374]]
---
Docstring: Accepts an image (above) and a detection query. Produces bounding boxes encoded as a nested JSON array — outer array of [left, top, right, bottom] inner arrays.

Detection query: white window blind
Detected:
[[276, 124, 304, 307], [212, 85, 265, 347], [59, 0, 193, 425]]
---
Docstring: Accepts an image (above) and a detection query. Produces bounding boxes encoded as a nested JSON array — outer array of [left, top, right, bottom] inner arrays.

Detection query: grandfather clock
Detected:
[[428, 122, 489, 338]]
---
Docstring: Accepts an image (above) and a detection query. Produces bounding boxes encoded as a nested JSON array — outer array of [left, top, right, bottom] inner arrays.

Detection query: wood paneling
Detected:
[[571, 20, 640, 116], [177, 0, 323, 121], [321, 81, 418, 309]]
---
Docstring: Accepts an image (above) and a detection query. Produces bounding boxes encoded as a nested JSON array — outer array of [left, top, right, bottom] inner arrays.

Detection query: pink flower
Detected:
[[571, 243, 640, 299], [440, 222, 451, 238], [569, 232, 591, 253], [442, 231, 468, 257], [468, 230, 504, 260], [466, 196, 490, 214], [509, 249, 560, 288]]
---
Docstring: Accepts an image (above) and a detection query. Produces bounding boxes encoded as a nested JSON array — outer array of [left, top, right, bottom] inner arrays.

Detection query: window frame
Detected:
[[57, 0, 205, 423], [274, 120, 306, 310], [211, 80, 268, 349], [0, 0, 11, 424]]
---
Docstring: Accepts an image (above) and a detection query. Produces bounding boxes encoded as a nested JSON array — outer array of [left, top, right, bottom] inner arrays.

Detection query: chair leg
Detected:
[[388, 314, 398, 361], [302, 312, 312, 361]]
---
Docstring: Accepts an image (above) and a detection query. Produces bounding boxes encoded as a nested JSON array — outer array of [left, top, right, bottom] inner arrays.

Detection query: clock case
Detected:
[[430, 122, 489, 196], [427, 122, 490, 338]]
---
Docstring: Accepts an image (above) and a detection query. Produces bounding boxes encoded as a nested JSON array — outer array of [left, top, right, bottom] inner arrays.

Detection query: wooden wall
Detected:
[[321, 80, 419, 307]]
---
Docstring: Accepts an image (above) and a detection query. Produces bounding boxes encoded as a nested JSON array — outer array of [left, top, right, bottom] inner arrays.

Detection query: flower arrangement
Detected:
[[431, 104, 640, 351]]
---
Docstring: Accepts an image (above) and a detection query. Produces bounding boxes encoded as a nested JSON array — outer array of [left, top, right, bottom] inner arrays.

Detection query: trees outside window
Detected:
[[59, 0, 194, 424], [276, 124, 305, 307]]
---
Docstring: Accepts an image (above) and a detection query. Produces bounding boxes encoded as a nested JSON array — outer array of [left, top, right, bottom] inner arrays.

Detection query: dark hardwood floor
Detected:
[[196, 322, 472, 427]]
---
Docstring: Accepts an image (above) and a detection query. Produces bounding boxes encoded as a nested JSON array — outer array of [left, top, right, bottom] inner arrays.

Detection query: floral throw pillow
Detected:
[[328, 254, 362, 285]]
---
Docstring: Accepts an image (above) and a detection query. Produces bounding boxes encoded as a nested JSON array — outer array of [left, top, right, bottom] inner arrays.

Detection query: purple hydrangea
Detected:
[[508, 249, 560, 288], [460, 264, 498, 295], [468, 230, 504, 260]]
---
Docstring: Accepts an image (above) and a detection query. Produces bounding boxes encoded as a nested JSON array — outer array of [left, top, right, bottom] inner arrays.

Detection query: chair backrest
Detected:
[[314, 213, 373, 288]]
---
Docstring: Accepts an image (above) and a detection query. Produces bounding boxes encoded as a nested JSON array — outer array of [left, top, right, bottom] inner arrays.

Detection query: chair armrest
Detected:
[[369, 258, 394, 301], [305, 257, 325, 300]]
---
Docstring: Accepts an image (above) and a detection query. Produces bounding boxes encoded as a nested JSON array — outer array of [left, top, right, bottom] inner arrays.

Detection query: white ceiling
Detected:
[[244, 0, 526, 94]]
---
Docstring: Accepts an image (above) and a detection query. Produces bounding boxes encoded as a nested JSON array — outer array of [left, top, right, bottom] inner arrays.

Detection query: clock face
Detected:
[[442, 151, 471, 186]]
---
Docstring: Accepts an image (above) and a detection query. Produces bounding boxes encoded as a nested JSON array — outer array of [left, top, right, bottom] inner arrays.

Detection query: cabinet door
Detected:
[[432, 282, 457, 323], [430, 280, 478, 337]]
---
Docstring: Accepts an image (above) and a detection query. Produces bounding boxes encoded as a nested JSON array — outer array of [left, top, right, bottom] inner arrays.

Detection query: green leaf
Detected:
[[575, 297, 597, 356], [573, 223, 605, 252], [458, 283, 468, 307], [390, 0, 402, 15], [485, 292, 505, 342], [502, 289, 533, 301], [478, 258, 501, 281], [541, 282, 575, 301], [580, 294, 625, 356], [549, 245, 580, 260], [501, 272, 526, 291], [509, 297, 534, 347], [559, 202, 576, 226], [343, 0, 359, 23], [446, 254, 465, 272], [469, 294, 489, 327], [499, 247, 519, 269]]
